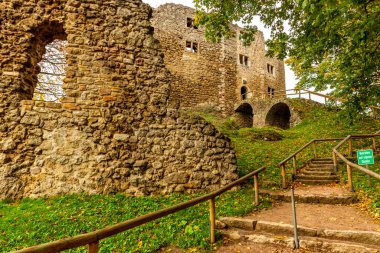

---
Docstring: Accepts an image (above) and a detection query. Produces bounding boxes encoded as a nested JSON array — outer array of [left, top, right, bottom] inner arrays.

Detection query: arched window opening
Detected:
[[241, 86, 247, 100], [265, 102, 291, 129], [234, 103, 253, 128], [34, 39, 67, 102]]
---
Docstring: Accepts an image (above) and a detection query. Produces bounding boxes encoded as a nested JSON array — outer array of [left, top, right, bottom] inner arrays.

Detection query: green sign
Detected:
[[357, 149, 374, 165]]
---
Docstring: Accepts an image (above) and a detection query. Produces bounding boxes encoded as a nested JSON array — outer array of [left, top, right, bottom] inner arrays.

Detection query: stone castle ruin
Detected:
[[152, 4, 297, 129], [0, 0, 238, 199]]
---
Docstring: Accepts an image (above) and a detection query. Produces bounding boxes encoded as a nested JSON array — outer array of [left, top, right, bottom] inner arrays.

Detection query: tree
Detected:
[[34, 39, 67, 101], [194, 0, 380, 118]]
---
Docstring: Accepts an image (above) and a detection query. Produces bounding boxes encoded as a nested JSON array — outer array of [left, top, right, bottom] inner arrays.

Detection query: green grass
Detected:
[[1, 99, 379, 252], [0, 189, 270, 252], [193, 99, 379, 215]]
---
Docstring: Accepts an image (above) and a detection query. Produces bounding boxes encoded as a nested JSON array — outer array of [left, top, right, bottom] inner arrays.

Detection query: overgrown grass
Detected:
[[0, 188, 270, 252], [192, 99, 379, 214], [1, 99, 379, 252]]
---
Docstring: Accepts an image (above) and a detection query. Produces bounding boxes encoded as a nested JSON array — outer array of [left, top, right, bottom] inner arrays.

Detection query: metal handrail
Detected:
[[332, 134, 380, 191], [14, 167, 266, 253], [278, 138, 344, 188]]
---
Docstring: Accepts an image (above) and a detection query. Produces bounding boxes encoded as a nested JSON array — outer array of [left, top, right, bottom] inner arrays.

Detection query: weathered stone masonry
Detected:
[[0, 0, 238, 199], [151, 4, 286, 115]]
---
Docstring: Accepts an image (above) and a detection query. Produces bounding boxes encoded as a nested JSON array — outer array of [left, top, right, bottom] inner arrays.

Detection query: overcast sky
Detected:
[[142, 0, 297, 89]]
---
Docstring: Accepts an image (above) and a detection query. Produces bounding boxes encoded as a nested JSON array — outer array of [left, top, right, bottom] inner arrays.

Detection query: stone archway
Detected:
[[234, 102, 253, 128], [265, 102, 291, 129]]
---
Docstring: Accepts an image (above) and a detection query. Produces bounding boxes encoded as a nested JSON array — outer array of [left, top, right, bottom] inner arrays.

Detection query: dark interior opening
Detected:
[[241, 86, 247, 100], [265, 102, 291, 129], [234, 103, 253, 128]]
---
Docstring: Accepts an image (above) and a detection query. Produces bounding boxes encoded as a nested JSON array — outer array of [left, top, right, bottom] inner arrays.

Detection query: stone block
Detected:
[[63, 103, 81, 110], [113, 134, 129, 141]]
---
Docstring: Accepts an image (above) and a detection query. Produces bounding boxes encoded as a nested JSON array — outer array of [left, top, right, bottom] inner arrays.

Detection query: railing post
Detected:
[[346, 164, 355, 192], [88, 241, 99, 253], [292, 156, 297, 176], [291, 185, 299, 249], [308, 91, 311, 100], [348, 138, 353, 157], [298, 90, 301, 99], [253, 174, 259, 205], [372, 137, 376, 152], [281, 164, 287, 188], [333, 152, 338, 173], [366, 164, 371, 187], [209, 198, 216, 244], [312, 141, 317, 158], [324, 96, 327, 104]]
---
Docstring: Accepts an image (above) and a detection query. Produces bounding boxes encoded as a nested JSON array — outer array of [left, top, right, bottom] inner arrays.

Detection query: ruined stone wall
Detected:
[[236, 29, 285, 101], [152, 4, 286, 115], [0, 0, 237, 199], [151, 4, 236, 114]]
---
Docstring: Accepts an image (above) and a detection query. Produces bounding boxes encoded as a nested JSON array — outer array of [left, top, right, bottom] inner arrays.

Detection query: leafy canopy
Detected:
[[194, 0, 380, 117]]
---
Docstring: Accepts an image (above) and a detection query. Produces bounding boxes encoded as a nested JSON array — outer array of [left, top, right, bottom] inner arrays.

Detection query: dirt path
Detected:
[[247, 202, 379, 231], [159, 185, 379, 252]]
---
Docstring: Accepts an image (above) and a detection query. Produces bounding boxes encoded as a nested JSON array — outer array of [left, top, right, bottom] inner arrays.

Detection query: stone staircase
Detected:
[[217, 185, 380, 252], [295, 158, 340, 185]]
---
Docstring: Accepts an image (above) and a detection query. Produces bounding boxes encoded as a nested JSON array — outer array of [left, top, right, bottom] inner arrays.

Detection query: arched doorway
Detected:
[[265, 102, 291, 129], [234, 103, 253, 128]]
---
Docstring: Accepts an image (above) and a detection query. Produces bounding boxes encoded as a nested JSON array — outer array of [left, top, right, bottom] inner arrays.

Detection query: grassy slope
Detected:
[[0, 186, 270, 252], [1, 99, 379, 252], [197, 99, 379, 214]]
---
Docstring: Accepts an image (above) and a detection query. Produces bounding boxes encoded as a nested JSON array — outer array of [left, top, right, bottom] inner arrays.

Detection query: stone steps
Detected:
[[218, 217, 380, 252], [310, 160, 334, 165], [295, 157, 340, 185], [302, 170, 333, 175], [296, 179, 340, 185], [221, 229, 380, 253], [261, 190, 357, 204], [308, 164, 334, 169], [296, 174, 339, 180]]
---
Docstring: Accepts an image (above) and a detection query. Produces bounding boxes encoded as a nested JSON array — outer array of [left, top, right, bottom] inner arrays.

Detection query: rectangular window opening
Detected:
[[239, 54, 249, 66], [268, 87, 275, 97], [244, 57, 249, 66], [267, 64, 275, 75], [185, 41, 199, 53], [192, 42, 198, 53], [187, 18, 198, 29]]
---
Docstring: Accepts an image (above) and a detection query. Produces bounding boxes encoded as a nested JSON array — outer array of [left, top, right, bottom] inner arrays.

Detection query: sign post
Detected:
[[357, 149, 374, 165], [357, 149, 374, 186]]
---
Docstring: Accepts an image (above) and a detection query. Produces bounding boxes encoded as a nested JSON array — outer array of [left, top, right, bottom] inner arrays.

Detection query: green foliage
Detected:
[[195, 99, 379, 212], [220, 117, 240, 131], [240, 128, 284, 141], [194, 0, 380, 118], [0, 189, 269, 252]]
